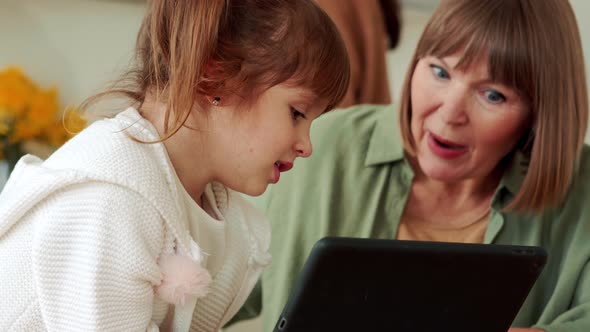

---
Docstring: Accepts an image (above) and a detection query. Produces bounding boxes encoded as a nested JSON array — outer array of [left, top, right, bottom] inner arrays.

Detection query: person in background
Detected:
[[0, 0, 349, 331], [230, 0, 589, 331], [315, 0, 401, 107]]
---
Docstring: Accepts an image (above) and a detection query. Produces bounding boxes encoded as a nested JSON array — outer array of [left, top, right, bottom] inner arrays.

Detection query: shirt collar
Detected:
[[364, 105, 405, 167]]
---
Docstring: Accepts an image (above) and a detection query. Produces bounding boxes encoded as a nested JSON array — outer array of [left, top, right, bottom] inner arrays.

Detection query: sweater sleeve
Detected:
[[533, 259, 590, 332], [30, 182, 165, 332]]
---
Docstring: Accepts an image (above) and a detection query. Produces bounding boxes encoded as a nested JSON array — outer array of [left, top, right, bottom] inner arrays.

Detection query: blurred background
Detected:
[[1, 0, 588, 119], [0, 1, 588, 331]]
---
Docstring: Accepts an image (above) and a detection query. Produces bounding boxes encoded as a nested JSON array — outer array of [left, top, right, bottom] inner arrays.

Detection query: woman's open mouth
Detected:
[[427, 133, 468, 159]]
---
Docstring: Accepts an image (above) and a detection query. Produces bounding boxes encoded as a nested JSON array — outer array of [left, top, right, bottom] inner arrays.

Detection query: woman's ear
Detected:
[[520, 112, 536, 152], [517, 126, 535, 156]]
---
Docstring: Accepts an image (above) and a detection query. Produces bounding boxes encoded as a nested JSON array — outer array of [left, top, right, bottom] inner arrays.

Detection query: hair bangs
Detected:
[[419, 0, 534, 104], [275, 2, 350, 112], [288, 31, 350, 112]]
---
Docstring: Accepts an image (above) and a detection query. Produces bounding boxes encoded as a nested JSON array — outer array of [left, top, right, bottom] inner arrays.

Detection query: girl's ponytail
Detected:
[[146, 0, 226, 139]]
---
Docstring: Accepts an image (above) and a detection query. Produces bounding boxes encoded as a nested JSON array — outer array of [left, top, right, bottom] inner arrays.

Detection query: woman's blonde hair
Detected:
[[399, 0, 588, 213], [82, 0, 349, 140]]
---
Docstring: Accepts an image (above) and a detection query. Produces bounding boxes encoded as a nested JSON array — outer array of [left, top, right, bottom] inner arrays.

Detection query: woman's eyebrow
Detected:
[[440, 58, 452, 68]]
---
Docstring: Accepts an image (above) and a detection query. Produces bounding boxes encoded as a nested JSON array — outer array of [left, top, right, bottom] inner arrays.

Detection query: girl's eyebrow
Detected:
[[297, 90, 318, 101], [294, 92, 321, 110]]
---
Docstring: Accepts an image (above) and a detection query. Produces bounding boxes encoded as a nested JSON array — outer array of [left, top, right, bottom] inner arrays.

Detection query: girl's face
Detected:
[[410, 53, 530, 183], [209, 83, 326, 196]]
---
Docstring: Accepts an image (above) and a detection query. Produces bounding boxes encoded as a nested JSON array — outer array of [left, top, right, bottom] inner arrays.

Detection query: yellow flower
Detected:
[[0, 120, 8, 136], [44, 122, 68, 147], [0, 66, 87, 162], [0, 67, 37, 116], [26, 87, 59, 132], [11, 120, 40, 143]]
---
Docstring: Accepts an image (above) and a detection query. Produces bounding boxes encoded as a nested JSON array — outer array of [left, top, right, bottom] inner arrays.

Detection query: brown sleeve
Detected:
[[315, 0, 392, 107]]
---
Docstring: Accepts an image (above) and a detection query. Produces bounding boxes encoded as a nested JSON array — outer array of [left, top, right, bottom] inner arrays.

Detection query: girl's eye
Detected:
[[483, 89, 506, 104], [429, 64, 450, 80], [291, 107, 306, 120]]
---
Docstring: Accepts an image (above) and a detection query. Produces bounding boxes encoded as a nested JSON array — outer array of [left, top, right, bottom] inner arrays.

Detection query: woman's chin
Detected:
[[419, 162, 463, 183]]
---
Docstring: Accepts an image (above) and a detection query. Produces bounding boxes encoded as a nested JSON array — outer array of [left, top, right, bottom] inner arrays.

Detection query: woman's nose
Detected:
[[439, 87, 469, 125]]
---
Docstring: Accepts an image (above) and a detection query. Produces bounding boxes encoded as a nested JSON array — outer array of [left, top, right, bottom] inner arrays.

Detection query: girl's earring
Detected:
[[212, 96, 221, 106]]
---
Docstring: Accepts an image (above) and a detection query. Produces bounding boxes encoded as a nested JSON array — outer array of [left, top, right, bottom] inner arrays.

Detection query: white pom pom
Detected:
[[155, 255, 212, 306]]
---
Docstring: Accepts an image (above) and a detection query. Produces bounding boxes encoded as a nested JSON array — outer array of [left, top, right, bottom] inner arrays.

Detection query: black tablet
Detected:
[[274, 237, 547, 332]]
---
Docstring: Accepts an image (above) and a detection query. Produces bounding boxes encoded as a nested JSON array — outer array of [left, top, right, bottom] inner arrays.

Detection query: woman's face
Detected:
[[410, 53, 530, 183]]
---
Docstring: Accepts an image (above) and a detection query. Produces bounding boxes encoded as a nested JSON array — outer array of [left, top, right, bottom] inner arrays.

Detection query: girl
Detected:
[[0, 0, 349, 331]]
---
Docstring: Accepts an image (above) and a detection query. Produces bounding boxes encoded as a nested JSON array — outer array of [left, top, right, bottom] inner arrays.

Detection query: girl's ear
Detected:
[[209, 96, 221, 106], [202, 59, 225, 107], [202, 58, 224, 86]]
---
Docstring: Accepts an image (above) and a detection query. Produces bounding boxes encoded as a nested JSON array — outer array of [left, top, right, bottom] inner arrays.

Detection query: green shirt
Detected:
[[231, 104, 590, 332]]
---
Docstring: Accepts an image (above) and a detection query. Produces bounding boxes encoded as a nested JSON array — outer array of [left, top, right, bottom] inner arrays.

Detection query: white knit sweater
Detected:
[[0, 109, 271, 332]]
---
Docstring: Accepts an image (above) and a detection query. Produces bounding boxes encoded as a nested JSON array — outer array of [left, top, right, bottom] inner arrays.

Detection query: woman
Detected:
[[231, 0, 589, 331]]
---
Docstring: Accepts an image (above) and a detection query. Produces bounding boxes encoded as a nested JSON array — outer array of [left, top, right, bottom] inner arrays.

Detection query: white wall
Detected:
[[1, 0, 588, 120], [0, 0, 145, 106], [1, 1, 588, 332], [571, 0, 590, 124]]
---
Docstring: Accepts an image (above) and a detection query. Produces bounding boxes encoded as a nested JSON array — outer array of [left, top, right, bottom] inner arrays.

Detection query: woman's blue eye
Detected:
[[430, 64, 450, 79], [291, 107, 306, 120], [484, 90, 506, 104]]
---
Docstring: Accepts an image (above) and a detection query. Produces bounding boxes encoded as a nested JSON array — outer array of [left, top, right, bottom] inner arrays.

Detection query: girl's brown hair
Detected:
[[83, 0, 350, 140], [399, 0, 588, 212]]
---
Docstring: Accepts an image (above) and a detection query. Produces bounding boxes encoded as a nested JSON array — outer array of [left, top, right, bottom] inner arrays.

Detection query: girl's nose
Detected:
[[295, 135, 312, 158]]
